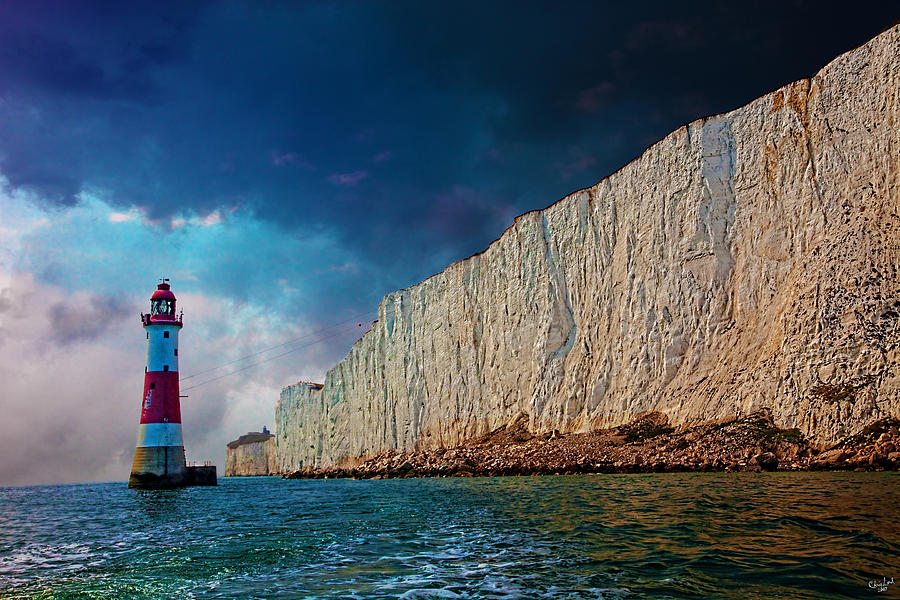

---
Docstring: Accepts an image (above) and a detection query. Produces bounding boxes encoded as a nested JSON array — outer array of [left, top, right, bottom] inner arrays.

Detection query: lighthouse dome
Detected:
[[151, 283, 176, 301]]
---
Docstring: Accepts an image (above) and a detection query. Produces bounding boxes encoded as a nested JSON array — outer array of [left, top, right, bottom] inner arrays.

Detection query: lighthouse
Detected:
[[129, 279, 216, 488]]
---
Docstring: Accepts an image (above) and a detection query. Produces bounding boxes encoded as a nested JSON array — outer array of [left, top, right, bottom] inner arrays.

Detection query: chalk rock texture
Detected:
[[225, 432, 278, 476], [277, 26, 900, 471]]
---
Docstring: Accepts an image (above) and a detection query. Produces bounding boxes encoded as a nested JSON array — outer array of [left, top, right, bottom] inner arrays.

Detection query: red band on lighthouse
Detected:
[[140, 371, 182, 424]]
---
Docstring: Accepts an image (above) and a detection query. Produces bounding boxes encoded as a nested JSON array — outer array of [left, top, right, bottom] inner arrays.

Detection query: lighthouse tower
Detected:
[[129, 280, 216, 488]]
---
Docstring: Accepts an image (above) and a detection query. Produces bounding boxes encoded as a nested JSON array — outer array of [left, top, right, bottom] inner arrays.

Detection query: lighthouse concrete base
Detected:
[[185, 465, 217, 486], [128, 465, 217, 488], [128, 445, 217, 488]]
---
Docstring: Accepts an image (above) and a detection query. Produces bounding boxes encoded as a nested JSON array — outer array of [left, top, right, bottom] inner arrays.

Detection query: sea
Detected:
[[0, 473, 897, 599]]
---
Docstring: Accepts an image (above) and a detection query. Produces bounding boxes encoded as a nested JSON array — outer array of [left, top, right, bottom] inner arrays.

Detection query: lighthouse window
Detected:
[[164, 365, 169, 372], [164, 331, 169, 338], [174, 348, 178, 356], [149, 383, 155, 390]]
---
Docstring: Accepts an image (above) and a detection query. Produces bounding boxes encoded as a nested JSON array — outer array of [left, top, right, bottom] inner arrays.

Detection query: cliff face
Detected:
[[277, 26, 900, 471], [225, 433, 278, 476]]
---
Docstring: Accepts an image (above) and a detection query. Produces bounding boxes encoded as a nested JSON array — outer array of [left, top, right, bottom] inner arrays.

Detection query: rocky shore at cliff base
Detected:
[[285, 410, 900, 479]]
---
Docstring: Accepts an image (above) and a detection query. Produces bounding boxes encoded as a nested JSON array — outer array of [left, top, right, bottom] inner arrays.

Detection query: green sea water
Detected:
[[0, 473, 897, 599]]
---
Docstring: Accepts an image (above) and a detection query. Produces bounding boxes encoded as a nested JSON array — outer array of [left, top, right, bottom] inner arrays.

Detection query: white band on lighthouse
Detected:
[[136, 423, 184, 447], [146, 325, 180, 372]]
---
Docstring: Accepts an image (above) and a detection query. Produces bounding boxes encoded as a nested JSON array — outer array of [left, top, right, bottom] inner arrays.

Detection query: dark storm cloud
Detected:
[[0, 1, 204, 204], [0, 1, 897, 298], [47, 294, 131, 345], [0, 290, 12, 314], [0, 1, 198, 99]]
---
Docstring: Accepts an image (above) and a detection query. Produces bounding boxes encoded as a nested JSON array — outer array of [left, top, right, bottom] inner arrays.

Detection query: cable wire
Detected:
[[180, 319, 374, 392], [180, 311, 376, 381]]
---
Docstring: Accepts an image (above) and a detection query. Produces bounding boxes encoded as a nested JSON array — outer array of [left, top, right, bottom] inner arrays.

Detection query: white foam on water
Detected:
[[398, 588, 462, 599]]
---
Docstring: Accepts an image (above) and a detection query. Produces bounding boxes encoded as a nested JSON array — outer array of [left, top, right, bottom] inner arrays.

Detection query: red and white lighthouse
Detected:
[[129, 279, 215, 488]]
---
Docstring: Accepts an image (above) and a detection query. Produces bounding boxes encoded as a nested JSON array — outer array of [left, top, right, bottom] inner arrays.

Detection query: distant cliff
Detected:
[[277, 26, 900, 472], [225, 432, 278, 476]]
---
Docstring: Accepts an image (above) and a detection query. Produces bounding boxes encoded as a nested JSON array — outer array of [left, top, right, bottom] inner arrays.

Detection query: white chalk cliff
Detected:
[[225, 432, 278, 476], [277, 26, 900, 471]]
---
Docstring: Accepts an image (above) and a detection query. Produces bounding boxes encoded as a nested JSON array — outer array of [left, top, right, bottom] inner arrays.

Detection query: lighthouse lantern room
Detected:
[[129, 279, 216, 488]]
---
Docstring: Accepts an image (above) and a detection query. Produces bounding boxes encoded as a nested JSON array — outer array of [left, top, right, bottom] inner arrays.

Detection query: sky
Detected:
[[0, 1, 896, 486]]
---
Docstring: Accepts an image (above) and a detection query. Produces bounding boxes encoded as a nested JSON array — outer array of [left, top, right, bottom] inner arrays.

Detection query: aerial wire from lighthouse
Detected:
[[180, 311, 376, 381], [180, 322, 371, 391], [179, 312, 377, 392]]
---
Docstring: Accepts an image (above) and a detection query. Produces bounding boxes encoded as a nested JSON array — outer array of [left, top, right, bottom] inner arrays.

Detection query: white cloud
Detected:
[[202, 210, 222, 226], [108, 210, 137, 223]]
